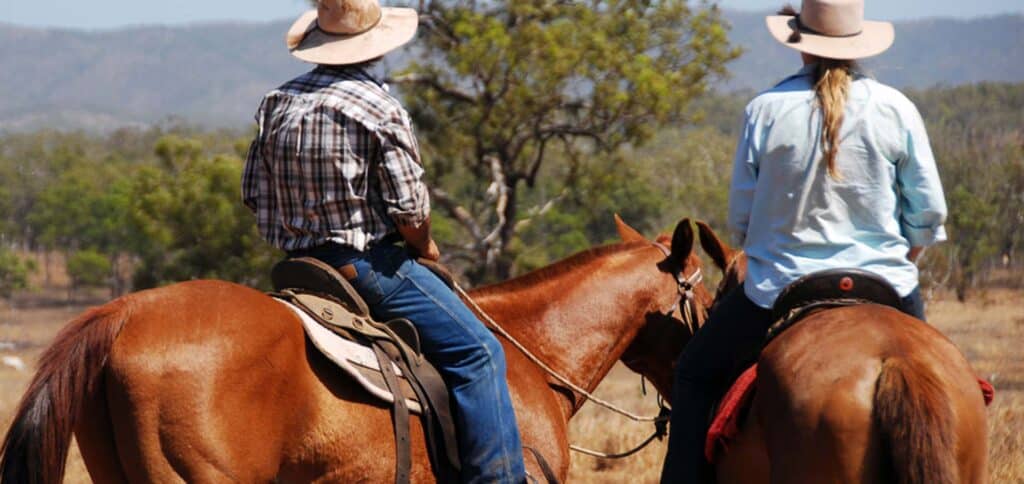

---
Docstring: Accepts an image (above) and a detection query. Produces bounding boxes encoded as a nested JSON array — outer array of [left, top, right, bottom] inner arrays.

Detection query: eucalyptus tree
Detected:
[[396, 0, 739, 279]]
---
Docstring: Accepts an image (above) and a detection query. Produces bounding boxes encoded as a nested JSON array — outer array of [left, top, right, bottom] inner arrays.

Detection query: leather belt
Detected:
[[338, 264, 359, 281], [337, 233, 404, 281]]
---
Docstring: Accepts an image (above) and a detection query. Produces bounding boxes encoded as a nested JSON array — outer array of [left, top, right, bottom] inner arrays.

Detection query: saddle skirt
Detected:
[[277, 299, 424, 413], [270, 257, 462, 482]]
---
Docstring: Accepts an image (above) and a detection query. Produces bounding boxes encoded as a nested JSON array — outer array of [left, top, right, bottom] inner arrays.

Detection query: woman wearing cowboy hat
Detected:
[[660, 0, 948, 481], [242, 1, 526, 482]]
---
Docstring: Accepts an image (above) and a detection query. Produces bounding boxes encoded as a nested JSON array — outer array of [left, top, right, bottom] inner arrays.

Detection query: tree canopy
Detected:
[[397, 0, 739, 279]]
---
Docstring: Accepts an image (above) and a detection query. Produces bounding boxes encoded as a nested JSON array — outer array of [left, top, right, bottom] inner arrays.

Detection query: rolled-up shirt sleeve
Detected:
[[727, 109, 758, 247], [897, 104, 948, 247], [376, 109, 430, 227]]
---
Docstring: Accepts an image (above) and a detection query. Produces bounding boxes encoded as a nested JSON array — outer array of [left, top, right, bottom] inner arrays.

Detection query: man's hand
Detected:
[[396, 218, 440, 261], [419, 238, 441, 261]]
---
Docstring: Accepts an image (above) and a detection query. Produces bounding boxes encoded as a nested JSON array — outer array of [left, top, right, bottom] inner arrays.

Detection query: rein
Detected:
[[452, 241, 705, 459]]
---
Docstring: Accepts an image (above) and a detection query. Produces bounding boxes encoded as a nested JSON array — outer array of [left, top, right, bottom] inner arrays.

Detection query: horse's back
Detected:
[[749, 305, 987, 483]]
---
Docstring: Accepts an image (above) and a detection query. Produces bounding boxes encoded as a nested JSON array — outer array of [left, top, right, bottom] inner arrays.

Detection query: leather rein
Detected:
[[452, 241, 706, 459]]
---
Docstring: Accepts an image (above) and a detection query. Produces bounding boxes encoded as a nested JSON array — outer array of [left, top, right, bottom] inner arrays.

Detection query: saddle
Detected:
[[270, 257, 460, 484], [765, 268, 902, 344], [703, 269, 995, 464]]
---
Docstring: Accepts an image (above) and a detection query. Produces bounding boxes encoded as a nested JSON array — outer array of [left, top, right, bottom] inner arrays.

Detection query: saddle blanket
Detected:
[[705, 364, 996, 464], [278, 299, 424, 414]]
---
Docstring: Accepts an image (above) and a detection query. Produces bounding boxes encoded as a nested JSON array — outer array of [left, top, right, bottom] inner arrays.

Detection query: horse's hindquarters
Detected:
[[97, 281, 303, 480], [91, 280, 450, 482], [751, 306, 987, 484]]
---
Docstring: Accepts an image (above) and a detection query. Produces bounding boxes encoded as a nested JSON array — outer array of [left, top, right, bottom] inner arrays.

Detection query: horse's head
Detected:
[[694, 220, 747, 307], [615, 215, 714, 398]]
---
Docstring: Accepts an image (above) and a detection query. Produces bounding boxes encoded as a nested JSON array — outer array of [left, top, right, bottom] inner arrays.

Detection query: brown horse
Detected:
[[0, 217, 710, 483], [694, 222, 989, 484]]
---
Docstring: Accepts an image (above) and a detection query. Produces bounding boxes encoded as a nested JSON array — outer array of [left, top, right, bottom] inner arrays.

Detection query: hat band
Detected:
[[315, 10, 384, 38], [788, 14, 863, 43]]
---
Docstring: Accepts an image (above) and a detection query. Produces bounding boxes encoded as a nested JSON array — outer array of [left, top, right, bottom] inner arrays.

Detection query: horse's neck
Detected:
[[469, 247, 663, 411]]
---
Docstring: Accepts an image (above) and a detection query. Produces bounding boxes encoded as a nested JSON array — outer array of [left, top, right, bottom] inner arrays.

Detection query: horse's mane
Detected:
[[471, 241, 656, 297]]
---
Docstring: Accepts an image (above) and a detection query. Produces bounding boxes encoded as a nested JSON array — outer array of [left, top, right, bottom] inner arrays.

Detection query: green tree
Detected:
[[510, 126, 735, 272], [67, 249, 112, 299], [127, 136, 280, 289], [27, 160, 136, 295], [397, 0, 739, 279], [0, 247, 34, 301], [945, 186, 999, 301]]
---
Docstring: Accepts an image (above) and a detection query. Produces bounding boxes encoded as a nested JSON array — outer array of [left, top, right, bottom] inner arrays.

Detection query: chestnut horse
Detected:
[[0, 217, 710, 483], [693, 222, 989, 484]]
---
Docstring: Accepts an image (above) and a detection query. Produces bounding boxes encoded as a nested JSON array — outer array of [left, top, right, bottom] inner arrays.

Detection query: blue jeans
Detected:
[[289, 243, 525, 484], [660, 284, 926, 483]]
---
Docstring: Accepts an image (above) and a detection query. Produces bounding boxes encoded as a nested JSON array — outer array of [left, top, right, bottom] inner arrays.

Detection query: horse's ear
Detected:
[[670, 218, 695, 263], [615, 213, 648, 243], [695, 220, 733, 271]]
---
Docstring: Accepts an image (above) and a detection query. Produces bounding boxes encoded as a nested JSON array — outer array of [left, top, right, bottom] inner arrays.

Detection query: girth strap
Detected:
[[385, 337, 460, 482], [372, 344, 412, 484]]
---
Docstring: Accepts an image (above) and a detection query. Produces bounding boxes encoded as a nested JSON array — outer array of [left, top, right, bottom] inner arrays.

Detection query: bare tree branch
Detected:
[[429, 186, 484, 241], [525, 136, 551, 188], [514, 189, 568, 233], [481, 155, 509, 250], [388, 74, 478, 104]]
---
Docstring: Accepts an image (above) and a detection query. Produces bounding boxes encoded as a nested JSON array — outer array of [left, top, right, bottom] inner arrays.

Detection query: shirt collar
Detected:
[[796, 63, 817, 77], [794, 63, 865, 80], [315, 64, 388, 90]]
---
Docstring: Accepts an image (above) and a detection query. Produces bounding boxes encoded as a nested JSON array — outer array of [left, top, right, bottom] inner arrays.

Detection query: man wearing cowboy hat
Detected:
[[660, 0, 947, 482], [242, 1, 526, 482]]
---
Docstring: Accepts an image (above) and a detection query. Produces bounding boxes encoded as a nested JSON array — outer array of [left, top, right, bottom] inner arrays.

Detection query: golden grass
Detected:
[[0, 289, 1021, 482]]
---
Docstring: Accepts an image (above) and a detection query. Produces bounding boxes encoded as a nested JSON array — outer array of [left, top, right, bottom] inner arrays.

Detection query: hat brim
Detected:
[[766, 15, 894, 60], [286, 8, 418, 65]]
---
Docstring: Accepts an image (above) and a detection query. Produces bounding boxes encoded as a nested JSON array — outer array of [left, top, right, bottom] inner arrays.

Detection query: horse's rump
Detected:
[[750, 306, 988, 483]]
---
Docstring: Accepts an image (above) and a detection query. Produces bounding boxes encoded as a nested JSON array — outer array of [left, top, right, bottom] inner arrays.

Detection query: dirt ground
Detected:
[[1, 288, 1021, 482]]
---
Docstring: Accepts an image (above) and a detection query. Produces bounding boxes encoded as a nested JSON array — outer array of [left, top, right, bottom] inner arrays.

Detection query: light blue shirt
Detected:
[[728, 65, 948, 309]]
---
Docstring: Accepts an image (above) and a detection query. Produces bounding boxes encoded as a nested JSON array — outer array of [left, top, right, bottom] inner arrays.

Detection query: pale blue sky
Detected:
[[2, 0, 1022, 30]]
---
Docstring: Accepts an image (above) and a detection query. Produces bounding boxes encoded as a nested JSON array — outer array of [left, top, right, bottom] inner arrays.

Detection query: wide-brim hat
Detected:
[[766, 0, 894, 60], [286, 0, 418, 65]]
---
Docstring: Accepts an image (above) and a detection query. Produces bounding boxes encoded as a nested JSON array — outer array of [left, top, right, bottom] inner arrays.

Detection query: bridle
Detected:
[[652, 241, 707, 333]]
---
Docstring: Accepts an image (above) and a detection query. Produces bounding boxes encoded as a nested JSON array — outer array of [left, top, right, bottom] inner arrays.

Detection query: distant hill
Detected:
[[723, 11, 1024, 90], [1, 12, 1022, 132]]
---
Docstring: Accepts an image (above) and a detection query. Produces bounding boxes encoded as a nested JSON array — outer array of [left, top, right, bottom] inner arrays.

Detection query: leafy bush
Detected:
[[0, 247, 34, 299], [67, 249, 112, 289]]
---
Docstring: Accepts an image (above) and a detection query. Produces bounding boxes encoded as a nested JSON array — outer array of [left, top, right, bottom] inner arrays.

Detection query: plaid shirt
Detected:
[[242, 65, 430, 252]]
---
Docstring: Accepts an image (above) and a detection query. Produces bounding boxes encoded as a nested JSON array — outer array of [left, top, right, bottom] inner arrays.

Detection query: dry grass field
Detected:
[[1, 288, 1021, 482]]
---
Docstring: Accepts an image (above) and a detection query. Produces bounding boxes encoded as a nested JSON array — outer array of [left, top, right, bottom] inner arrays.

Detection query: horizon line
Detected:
[[2, 9, 1022, 33]]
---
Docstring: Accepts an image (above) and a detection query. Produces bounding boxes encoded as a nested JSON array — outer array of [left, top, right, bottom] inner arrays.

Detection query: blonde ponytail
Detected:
[[813, 58, 855, 179]]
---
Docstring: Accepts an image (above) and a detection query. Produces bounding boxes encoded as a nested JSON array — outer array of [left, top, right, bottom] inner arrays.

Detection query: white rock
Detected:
[[2, 355, 26, 371]]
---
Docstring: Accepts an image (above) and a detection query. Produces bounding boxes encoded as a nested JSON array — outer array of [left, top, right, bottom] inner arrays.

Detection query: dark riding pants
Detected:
[[659, 284, 925, 483]]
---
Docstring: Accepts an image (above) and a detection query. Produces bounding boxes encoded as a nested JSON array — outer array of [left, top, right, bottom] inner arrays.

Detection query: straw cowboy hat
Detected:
[[286, 0, 418, 65], [766, 0, 894, 60]]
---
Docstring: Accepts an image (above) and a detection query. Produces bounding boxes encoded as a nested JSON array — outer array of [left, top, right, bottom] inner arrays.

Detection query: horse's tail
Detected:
[[0, 299, 130, 484], [874, 357, 958, 484]]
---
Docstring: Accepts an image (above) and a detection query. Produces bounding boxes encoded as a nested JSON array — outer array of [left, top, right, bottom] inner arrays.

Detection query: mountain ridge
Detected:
[[1, 11, 1021, 132]]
